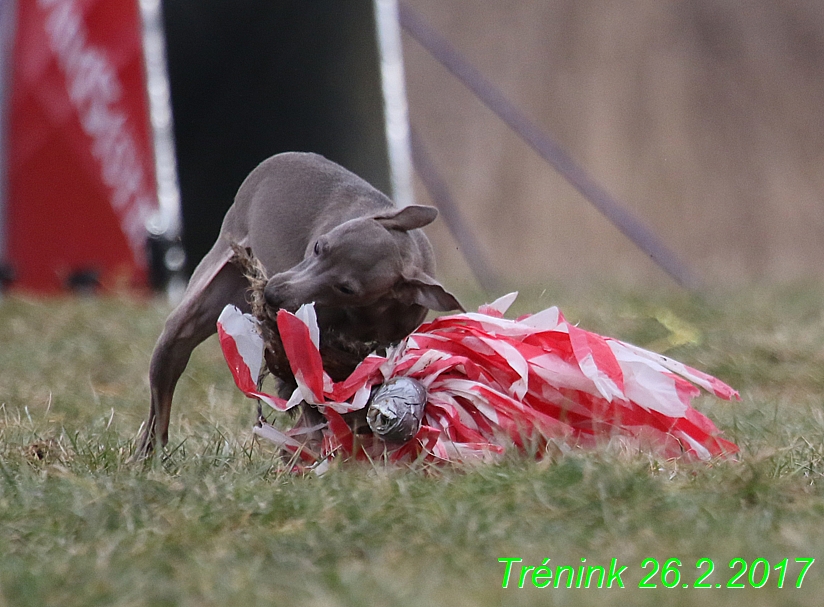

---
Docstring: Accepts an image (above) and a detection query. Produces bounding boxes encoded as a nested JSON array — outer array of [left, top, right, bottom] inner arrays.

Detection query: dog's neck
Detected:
[[315, 300, 428, 344]]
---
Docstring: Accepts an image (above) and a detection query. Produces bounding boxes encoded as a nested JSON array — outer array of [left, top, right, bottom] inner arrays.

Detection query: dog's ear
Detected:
[[394, 271, 464, 312], [375, 205, 438, 231]]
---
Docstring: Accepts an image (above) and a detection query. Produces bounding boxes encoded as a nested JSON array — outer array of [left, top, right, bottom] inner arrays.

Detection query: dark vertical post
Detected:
[[162, 0, 393, 272]]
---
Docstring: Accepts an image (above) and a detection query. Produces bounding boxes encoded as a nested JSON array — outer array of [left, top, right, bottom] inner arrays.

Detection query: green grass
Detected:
[[1, 284, 823, 606]]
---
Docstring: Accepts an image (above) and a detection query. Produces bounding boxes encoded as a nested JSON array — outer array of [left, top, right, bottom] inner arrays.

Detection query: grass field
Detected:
[[1, 283, 823, 606]]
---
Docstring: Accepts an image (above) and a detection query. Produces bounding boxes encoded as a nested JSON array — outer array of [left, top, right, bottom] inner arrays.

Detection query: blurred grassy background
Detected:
[[1, 284, 823, 606], [404, 0, 824, 288]]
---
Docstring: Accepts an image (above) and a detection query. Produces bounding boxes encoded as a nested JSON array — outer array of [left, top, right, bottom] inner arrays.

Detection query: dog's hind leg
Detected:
[[137, 244, 251, 456]]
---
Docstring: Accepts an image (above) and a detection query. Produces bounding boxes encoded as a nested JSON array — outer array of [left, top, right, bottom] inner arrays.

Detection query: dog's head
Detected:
[[263, 205, 463, 315]]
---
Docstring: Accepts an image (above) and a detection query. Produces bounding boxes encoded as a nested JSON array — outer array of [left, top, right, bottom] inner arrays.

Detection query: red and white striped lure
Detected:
[[217, 294, 739, 466]]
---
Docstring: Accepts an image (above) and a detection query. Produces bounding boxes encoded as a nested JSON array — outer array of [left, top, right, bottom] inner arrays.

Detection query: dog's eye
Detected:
[[313, 241, 321, 255], [335, 284, 356, 296]]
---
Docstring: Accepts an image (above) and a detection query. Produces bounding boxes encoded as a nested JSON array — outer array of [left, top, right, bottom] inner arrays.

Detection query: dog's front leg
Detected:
[[137, 258, 250, 457]]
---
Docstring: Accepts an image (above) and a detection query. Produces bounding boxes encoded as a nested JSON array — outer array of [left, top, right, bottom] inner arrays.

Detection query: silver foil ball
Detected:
[[366, 377, 427, 444]]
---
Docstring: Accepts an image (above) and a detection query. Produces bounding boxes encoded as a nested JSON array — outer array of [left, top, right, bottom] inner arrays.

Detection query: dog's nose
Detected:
[[263, 281, 283, 309]]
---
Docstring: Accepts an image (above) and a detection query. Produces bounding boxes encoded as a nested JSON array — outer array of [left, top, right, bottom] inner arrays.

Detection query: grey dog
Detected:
[[138, 152, 462, 454]]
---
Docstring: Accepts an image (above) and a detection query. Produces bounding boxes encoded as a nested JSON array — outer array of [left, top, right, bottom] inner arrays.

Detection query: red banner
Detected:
[[6, 0, 156, 292]]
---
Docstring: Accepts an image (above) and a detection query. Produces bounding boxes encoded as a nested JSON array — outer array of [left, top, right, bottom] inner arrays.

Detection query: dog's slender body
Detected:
[[138, 152, 461, 454]]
